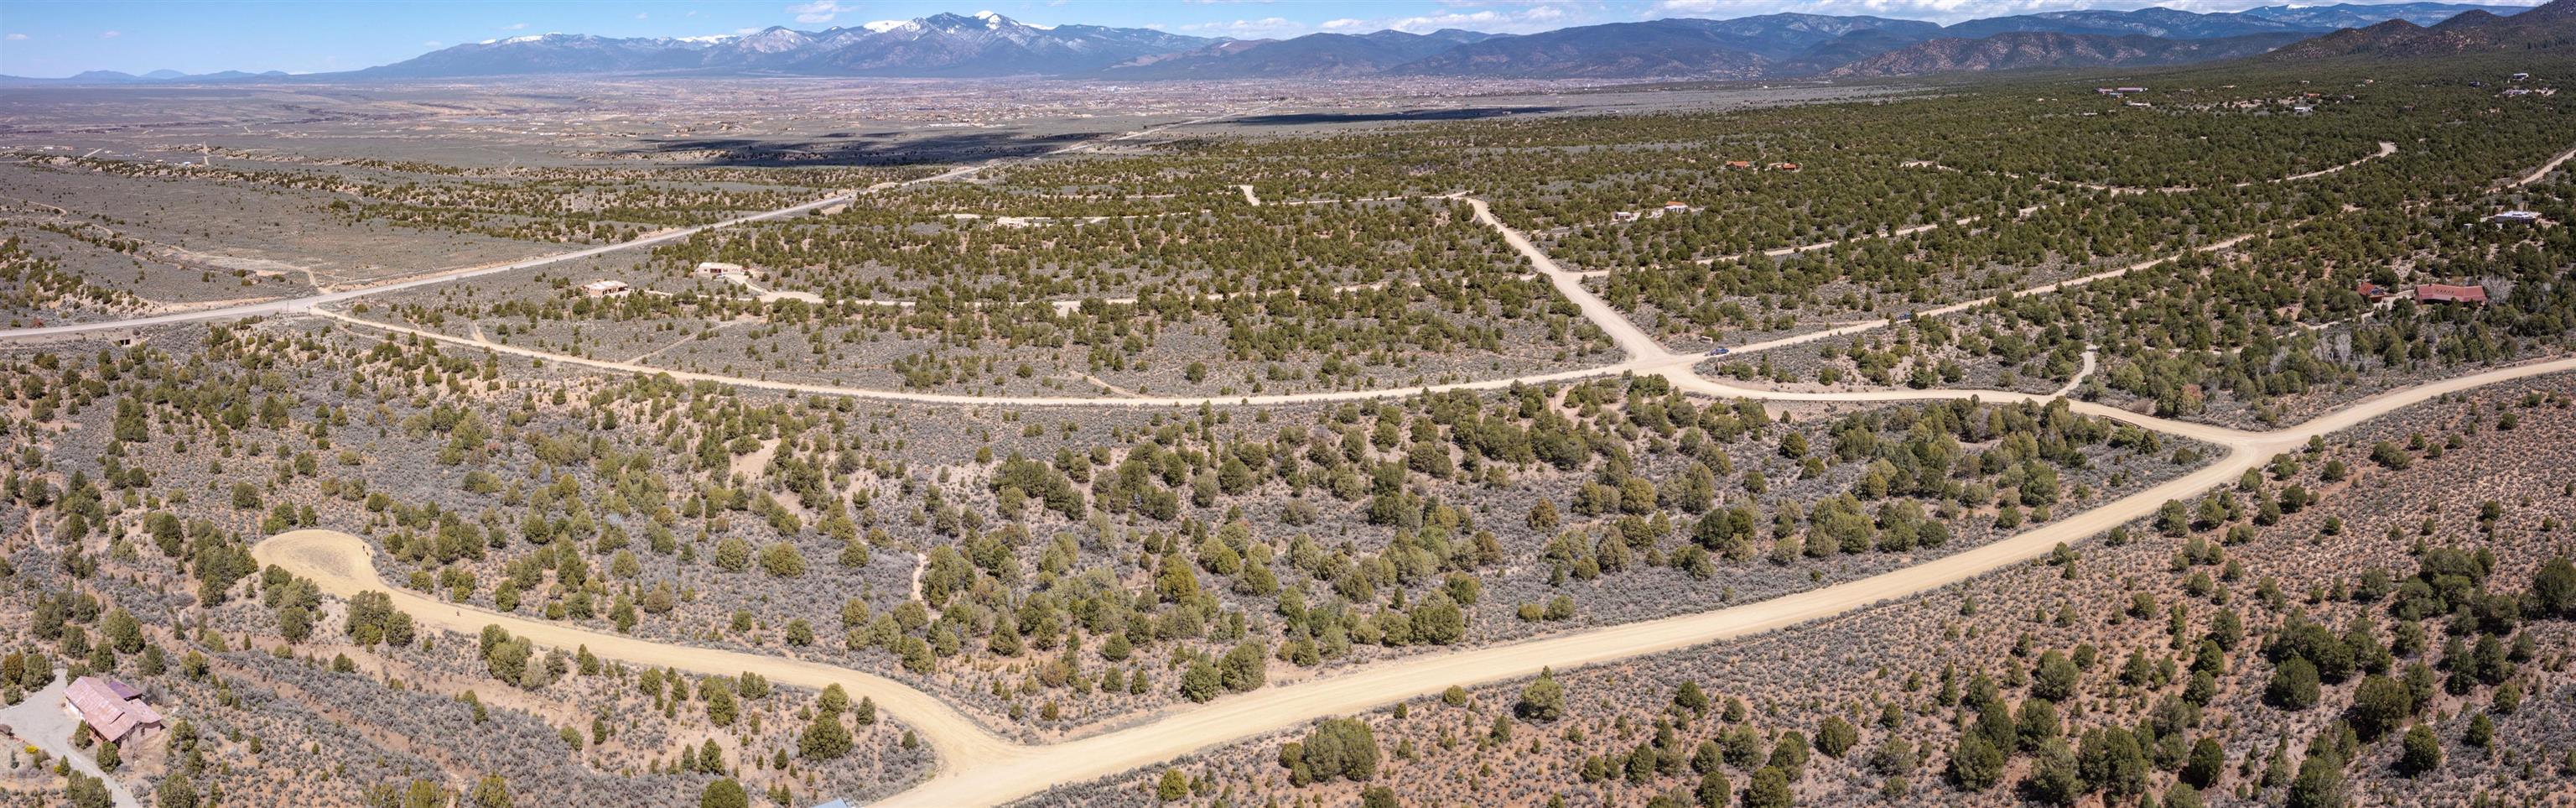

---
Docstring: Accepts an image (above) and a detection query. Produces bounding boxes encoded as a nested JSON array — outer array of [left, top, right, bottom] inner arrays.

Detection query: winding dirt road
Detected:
[[64, 125, 2576, 806], [252, 142, 2576, 808], [253, 349, 2576, 807]]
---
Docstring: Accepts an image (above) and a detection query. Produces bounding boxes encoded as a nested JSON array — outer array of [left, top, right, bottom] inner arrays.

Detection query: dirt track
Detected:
[[255, 346, 2576, 805], [87, 126, 2576, 806]]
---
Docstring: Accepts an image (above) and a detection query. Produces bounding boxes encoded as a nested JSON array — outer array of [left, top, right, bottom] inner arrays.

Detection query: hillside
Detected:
[[1828, 31, 2307, 77]]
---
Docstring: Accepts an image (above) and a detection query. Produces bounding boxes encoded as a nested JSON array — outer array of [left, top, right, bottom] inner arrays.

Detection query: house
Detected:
[[694, 261, 758, 279], [2412, 284, 2488, 305], [2292, 105, 2314, 115], [65, 676, 161, 744], [2490, 211, 2541, 225], [1663, 201, 1690, 213], [2126, 102, 2153, 108], [2356, 281, 2389, 302], [2511, 72, 2530, 81], [2115, 86, 2148, 94], [1722, 160, 1754, 170], [1768, 162, 1800, 172], [581, 279, 632, 299], [1612, 211, 1640, 222]]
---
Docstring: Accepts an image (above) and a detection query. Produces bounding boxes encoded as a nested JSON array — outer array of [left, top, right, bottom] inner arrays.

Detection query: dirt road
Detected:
[[251, 529, 1021, 771], [2509, 142, 2576, 188], [0, 106, 1271, 342], [254, 350, 2576, 806]]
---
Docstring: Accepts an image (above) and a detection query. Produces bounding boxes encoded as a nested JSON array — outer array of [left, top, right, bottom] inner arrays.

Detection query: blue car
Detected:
[[1708, 347, 1730, 356]]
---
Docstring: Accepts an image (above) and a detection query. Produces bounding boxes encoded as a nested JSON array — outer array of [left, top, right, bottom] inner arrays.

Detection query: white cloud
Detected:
[[4, 33, 27, 41], [1319, 18, 1367, 31], [500, 22, 529, 30], [1380, 5, 1573, 34], [1171, 16, 1308, 37], [423, 40, 443, 47], [99, 29, 121, 39], [788, 0, 853, 23]]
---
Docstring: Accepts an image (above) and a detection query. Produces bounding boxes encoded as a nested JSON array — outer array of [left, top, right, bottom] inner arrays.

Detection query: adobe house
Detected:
[[2412, 284, 2489, 305]]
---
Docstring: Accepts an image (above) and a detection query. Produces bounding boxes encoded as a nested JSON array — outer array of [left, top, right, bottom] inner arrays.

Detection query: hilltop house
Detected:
[[694, 261, 761, 279], [65, 676, 161, 744], [2413, 284, 2489, 305], [2490, 211, 2541, 225], [1768, 162, 1800, 172], [581, 279, 633, 299]]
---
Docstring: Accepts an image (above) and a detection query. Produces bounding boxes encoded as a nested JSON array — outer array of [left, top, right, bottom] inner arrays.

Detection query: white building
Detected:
[[581, 279, 633, 299]]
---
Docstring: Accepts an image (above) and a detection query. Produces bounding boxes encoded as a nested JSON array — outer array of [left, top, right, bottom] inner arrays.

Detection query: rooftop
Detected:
[[65, 676, 161, 742]]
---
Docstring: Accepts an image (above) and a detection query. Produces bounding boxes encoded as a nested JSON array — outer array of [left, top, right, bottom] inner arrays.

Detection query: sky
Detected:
[[0, 0, 2543, 77]]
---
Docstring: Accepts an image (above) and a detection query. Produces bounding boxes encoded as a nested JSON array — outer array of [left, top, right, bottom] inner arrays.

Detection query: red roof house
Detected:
[[2412, 284, 2488, 305], [64, 676, 161, 743]]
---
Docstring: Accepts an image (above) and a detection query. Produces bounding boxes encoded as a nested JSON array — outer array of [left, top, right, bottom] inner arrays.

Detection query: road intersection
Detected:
[[33, 123, 2576, 805]]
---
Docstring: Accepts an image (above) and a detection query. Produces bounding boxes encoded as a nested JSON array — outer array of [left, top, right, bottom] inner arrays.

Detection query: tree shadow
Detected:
[[616, 130, 1102, 167], [1225, 106, 1566, 126]]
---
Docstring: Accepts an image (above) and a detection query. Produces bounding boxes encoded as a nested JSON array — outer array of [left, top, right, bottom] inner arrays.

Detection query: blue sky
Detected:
[[0, 0, 2540, 77]]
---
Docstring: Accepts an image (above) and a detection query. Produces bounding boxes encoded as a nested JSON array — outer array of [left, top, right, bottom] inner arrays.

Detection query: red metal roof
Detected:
[[65, 676, 161, 742]]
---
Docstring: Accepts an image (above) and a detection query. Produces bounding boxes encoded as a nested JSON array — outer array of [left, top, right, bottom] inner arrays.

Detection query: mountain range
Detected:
[[0, 3, 2545, 86], [2265, 0, 2576, 58]]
